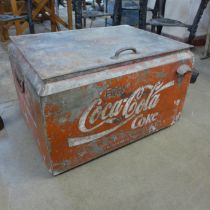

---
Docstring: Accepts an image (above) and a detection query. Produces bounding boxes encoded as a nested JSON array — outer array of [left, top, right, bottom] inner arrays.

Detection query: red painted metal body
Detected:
[[9, 26, 193, 175]]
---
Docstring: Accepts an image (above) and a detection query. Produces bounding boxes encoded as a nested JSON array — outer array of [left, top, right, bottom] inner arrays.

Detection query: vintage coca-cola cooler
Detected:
[[9, 25, 195, 175]]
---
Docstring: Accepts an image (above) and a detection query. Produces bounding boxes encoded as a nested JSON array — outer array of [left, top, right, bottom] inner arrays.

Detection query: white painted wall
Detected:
[[148, 0, 210, 40]]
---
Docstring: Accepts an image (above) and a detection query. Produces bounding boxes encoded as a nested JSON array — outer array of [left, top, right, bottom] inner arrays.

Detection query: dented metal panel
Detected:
[[8, 26, 194, 175]]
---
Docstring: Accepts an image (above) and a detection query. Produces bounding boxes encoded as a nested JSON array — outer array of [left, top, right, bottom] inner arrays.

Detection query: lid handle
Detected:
[[111, 47, 138, 59]]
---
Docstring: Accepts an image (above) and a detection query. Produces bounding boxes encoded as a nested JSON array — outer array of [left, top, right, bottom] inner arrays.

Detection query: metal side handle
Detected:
[[111, 47, 138, 59], [176, 65, 199, 84], [15, 72, 25, 93], [176, 64, 192, 76]]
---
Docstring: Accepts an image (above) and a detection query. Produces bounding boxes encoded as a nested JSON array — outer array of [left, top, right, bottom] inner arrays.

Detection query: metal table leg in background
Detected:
[[188, 0, 209, 44], [105, 0, 108, 26], [27, 0, 35, 33], [156, 0, 166, 34], [139, 0, 148, 29], [112, 0, 122, 25], [75, 0, 82, 29]]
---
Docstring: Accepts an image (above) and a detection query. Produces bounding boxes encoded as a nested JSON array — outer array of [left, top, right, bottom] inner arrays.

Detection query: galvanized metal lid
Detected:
[[10, 25, 192, 82]]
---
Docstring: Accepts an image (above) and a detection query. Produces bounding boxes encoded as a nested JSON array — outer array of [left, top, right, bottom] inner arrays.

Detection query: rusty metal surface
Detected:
[[42, 52, 193, 175], [10, 26, 192, 83], [9, 45, 52, 170], [8, 26, 194, 175]]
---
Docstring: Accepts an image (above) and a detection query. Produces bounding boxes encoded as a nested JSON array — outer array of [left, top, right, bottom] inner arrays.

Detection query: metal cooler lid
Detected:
[[10, 25, 192, 83]]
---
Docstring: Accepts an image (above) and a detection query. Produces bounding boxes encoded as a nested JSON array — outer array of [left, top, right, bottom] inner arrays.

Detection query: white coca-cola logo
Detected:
[[68, 80, 174, 147]]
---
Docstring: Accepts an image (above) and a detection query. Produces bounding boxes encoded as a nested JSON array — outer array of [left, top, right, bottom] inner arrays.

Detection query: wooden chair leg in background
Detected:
[[49, 0, 58, 31], [10, 0, 22, 35], [67, 0, 73, 29], [0, 24, 9, 42]]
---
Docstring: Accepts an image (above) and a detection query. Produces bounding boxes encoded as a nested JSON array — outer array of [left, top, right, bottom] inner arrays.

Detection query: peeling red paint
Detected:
[[41, 59, 192, 174], [8, 26, 193, 175]]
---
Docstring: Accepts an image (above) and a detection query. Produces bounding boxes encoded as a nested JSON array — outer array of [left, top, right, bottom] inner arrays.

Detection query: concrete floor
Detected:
[[0, 26, 210, 209]]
